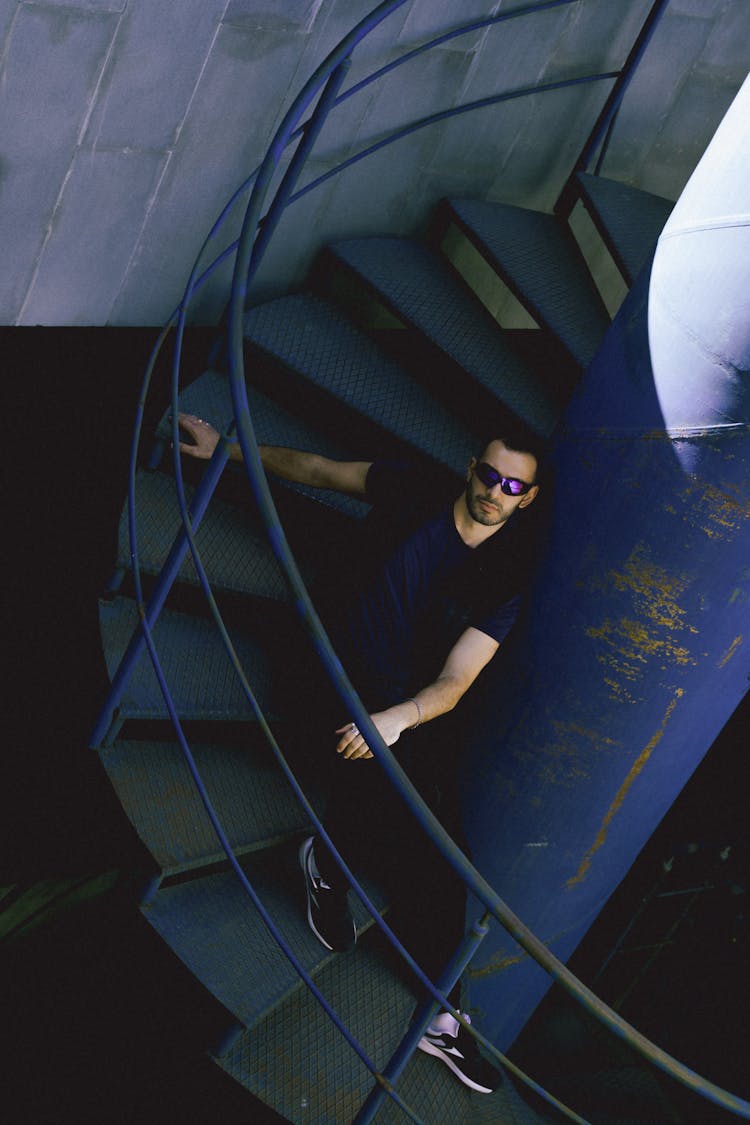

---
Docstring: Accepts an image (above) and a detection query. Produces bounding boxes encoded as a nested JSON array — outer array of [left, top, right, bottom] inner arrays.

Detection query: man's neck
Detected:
[[453, 495, 508, 548]]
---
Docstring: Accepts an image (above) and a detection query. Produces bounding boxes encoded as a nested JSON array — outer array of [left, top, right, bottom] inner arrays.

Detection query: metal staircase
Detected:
[[90, 3, 750, 1122]]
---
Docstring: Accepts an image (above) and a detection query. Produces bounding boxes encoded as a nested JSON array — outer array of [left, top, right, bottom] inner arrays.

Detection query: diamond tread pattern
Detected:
[[325, 237, 559, 433], [243, 294, 480, 474], [142, 845, 386, 1031], [157, 369, 368, 520], [446, 198, 611, 369], [575, 173, 674, 286], [99, 596, 277, 722], [118, 469, 300, 600], [215, 929, 554, 1124], [99, 738, 311, 873]]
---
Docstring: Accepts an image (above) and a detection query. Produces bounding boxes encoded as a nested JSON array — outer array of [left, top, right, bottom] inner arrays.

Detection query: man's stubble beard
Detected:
[[465, 479, 509, 528]]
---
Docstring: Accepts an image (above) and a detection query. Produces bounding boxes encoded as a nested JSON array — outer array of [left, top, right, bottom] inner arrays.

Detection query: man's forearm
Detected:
[[388, 674, 466, 738], [257, 444, 329, 486]]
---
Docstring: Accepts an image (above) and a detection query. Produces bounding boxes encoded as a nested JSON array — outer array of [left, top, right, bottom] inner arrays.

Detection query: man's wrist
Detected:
[[405, 697, 422, 730]]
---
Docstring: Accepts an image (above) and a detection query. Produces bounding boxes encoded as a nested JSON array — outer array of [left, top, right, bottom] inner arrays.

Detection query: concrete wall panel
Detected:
[[34, 0, 125, 9], [332, 45, 474, 157], [83, 0, 229, 151], [643, 68, 745, 200], [0, 2, 119, 319], [108, 21, 306, 325], [0, 1, 19, 50], [542, 0, 650, 77], [702, 0, 750, 72], [487, 82, 611, 209], [223, 0, 325, 34], [396, 0, 504, 53], [458, 6, 571, 105], [18, 148, 166, 324], [0, 1, 747, 324], [599, 10, 716, 196], [309, 131, 436, 247]]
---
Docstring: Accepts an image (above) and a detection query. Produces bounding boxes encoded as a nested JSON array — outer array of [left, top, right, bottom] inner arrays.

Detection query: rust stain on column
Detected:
[[718, 634, 743, 667], [566, 689, 684, 889]]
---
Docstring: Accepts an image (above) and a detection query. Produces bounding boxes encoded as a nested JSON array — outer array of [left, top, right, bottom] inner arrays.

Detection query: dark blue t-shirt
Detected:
[[324, 461, 531, 711]]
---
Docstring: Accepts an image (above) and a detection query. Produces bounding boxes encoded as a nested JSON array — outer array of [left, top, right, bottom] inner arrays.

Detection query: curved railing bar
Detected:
[[556, 0, 670, 214], [150, 68, 623, 355], [216, 7, 750, 1118], [130, 619, 426, 1124], [155, 51, 594, 1125], [335, 0, 580, 106], [158, 431, 590, 1123], [119, 0, 656, 436], [94, 62, 626, 742], [106, 2, 750, 1118], [285, 70, 620, 208], [140, 17, 595, 1124]]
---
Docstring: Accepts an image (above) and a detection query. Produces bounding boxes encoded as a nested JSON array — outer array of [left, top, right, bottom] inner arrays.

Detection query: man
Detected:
[[179, 412, 543, 1094]]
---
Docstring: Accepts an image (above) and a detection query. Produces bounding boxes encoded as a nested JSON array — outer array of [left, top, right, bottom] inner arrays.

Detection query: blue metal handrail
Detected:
[[93, 1, 750, 1120]]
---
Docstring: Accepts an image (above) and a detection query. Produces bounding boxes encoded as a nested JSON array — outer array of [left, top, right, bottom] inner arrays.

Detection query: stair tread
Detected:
[[99, 596, 280, 722], [157, 369, 369, 521], [445, 197, 611, 369], [325, 237, 558, 434], [574, 172, 674, 286], [142, 844, 386, 1031], [244, 293, 480, 475], [118, 468, 308, 601], [100, 738, 313, 873], [216, 927, 553, 1124]]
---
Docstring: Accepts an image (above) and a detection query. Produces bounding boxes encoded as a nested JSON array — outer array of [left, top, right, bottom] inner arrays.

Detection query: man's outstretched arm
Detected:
[[336, 626, 500, 760], [177, 413, 371, 497]]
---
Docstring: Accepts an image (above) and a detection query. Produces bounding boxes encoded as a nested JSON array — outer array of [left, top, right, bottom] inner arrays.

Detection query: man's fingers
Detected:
[[335, 720, 373, 759]]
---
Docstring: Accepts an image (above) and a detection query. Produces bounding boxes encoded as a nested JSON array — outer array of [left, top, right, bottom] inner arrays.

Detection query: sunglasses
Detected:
[[474, 461, 533, 496]]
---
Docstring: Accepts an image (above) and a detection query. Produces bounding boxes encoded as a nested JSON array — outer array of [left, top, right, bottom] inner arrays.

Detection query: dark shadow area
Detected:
[[3, 327, 746, 1123], [2, 327, 285, 1124], [513, 692, 749, 1124]]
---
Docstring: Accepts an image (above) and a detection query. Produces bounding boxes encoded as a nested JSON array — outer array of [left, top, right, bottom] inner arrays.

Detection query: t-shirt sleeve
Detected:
[[471, 593, 521, 646], [364, 460, 411, 509]]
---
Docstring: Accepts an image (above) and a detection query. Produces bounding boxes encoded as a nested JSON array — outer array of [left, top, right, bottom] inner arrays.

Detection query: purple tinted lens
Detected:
[[475, 462, 528, 496], [504, 478, 526, 496]]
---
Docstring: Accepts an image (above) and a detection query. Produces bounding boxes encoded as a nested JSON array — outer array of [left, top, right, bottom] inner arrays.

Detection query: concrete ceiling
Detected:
[[1, 0, 747, 326]]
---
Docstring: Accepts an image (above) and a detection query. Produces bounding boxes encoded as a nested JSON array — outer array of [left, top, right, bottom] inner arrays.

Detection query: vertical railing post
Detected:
[[554, 0, 670, 218], [353, 912, 492, 1125], [88, 440, 231, 748]]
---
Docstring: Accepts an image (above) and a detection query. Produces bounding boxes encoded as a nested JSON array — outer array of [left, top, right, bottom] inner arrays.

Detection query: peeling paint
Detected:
[[532, 718, 619, 790], [677, 477, 750, 542], [585, 544, 699, 697], [565, 690, 684, 889], [468, 948, 527, 977]]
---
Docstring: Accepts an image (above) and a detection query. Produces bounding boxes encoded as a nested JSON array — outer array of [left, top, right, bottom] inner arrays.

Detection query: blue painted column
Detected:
[[462, 77, 750, 1047]]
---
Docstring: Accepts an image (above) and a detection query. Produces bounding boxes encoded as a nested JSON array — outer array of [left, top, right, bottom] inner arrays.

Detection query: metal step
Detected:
[[215, 927, 554, 1124], [141, 843, 386, 1033], [118, 468, 311, 601], [574, 172, 674, 286], [99, 596, 281, 724], [443, 198, 611, 370], [243, 293, 481, 480], [99, 738, 314, 875], [321, 237, 558, 437], [156, 368, 369, 521]]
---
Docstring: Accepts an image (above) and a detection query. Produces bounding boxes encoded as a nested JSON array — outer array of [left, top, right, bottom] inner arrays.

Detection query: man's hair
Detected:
[[478, 421, 548, 484]]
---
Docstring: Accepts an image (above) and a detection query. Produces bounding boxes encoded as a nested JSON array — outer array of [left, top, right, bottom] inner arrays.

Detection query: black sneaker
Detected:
[[418, 1012, 501, 1094], [299, 836, 356, 953]]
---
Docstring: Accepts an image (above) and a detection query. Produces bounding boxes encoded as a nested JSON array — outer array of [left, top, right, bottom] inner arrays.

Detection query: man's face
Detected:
[[464, 440, 539, 527]]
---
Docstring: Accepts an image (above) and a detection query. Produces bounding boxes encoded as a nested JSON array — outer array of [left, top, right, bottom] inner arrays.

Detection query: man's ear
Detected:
[[519, 485, 540, 509], [466, 456, 477, 482]]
